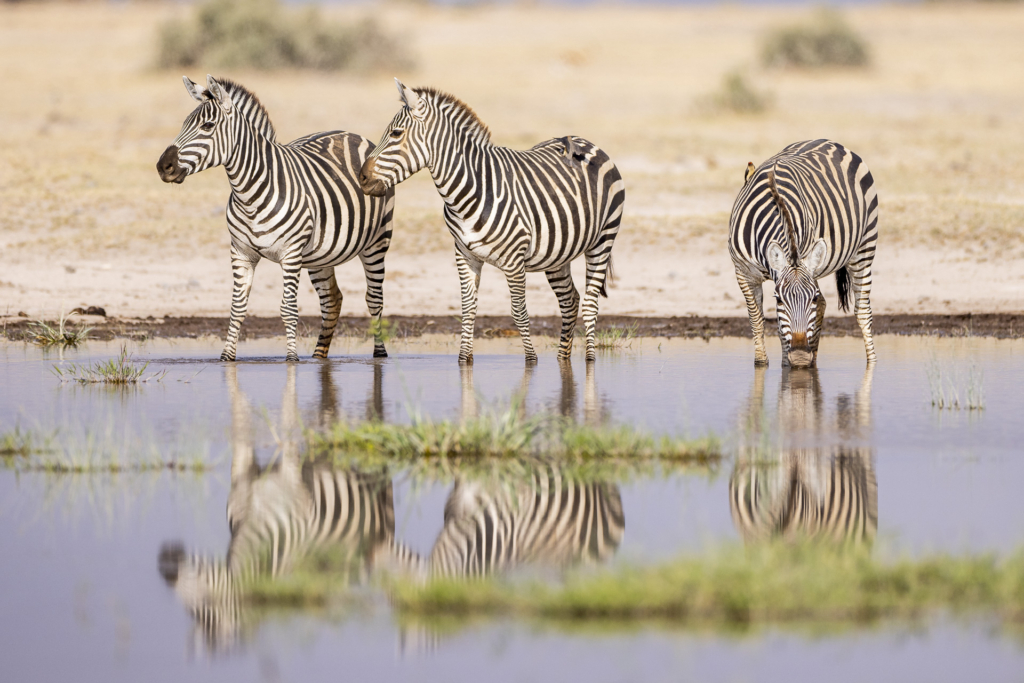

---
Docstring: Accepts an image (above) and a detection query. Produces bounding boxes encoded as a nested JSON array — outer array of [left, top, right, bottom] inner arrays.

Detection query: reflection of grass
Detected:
[[52, 344, 166, 384], [29, 313, 91, 348], [313, 403, 719, 464], [391, 543, 1024, 625], [0, 425, 51, 457], [927, 358, 985, 410]]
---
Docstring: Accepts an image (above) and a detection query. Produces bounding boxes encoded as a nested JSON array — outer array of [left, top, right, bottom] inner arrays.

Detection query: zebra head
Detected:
[[766, 169, 828, 368], [157, 75, 237, 184], [359, 79, 432, 197]]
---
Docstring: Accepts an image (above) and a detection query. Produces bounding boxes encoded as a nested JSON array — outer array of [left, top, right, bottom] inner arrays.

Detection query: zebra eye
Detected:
[[390, 129, 404, 138], [200, 121, 216, 132]]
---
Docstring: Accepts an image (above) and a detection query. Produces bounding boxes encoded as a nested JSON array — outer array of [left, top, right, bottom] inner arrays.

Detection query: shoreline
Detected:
[[4, 313, 1021, 343]]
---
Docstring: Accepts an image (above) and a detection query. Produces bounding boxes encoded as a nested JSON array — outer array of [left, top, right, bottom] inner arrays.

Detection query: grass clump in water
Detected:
[[156, 0, 412, 72], [312, 404, 719, 465], [592, 322, 639, 350], [28, 312, 91, 348], [391, 543, 1024, 625], [761, 9, 869, 69], [927, 358, 985, 410], [52, 344, 166, 385]]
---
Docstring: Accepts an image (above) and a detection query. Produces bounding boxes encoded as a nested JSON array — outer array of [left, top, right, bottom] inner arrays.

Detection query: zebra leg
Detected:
[[308, 267, 342, 360], [809, 294, 827, 367], [221, 244, 260, 362], [545, 264, 580, 361], [455, 248, 484, 364], [504, 261, 538, 363], [736, 274, 769, 366], [279, 250, 304, 362], [581, 252, 613, 362], [360, 247, 389, 358], [848, 258, 877, 365]]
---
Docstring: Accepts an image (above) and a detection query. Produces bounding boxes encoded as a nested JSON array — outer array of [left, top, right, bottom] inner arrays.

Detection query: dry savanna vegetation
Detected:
[[0, 1, 1022, 322]]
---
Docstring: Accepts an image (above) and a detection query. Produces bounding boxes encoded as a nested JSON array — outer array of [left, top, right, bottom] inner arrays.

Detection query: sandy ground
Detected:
[[1, 3, 1022, 324]]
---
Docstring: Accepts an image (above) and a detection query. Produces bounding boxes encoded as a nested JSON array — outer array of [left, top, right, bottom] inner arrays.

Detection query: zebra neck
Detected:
[[426, 132, 492, 223], [223, 119, 281, 206]]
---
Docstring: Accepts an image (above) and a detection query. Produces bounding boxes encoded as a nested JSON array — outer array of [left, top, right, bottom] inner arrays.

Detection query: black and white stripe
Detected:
[[427, 464, 625, 578], [359, 80, 626, 363], [157, 75, 395, 361], [729, 366, 877, 546], [729, 139, 878, 368]]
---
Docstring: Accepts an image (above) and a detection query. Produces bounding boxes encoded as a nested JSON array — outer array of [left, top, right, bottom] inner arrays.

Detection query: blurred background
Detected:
[[1, 0, 1022, 322]]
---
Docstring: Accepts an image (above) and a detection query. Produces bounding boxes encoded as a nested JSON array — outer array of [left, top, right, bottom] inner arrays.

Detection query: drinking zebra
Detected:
[[729, 139, 878, 367], [729, 366, 877, 545], [157, 75, 395, 361], [359, 80, 626, 363]]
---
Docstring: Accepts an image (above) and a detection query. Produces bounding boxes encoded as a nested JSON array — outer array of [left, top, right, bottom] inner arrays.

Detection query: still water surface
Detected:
[[1, 335, 1022, 681]]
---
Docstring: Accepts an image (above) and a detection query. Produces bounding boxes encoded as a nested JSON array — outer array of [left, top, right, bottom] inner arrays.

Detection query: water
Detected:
[[1, 335, 1022, 681]]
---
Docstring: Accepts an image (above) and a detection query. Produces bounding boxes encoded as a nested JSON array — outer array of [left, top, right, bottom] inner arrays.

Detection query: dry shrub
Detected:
[[156, 0, 412, 72], [761, 9, 869, 69], [698, 70, 772, 115]]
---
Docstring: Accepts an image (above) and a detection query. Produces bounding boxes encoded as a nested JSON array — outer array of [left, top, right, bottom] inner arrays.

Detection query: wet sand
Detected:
[[5, 312, 1022, 343]]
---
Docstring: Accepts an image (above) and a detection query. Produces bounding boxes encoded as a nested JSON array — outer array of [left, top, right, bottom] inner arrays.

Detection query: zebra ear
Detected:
[[767, 241, 790, 274], [182, 76, 207, 103], [206, 75, 233, 114], [395, 78, 424, 119], [804, 238, 828, 277]]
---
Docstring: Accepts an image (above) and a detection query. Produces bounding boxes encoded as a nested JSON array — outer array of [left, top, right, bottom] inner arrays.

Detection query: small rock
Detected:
[[64, 265, 76, 274]]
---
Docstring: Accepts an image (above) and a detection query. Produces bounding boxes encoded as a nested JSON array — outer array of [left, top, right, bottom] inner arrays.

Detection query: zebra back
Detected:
[[729, 139, 878, 282]]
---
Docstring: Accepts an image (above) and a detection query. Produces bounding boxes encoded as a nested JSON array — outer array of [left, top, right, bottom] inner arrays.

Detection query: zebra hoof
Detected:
[[312, 351, 328, 360], [285, 353, 299, 363], [525, 355, 538, 364], [373, 349, 388, 358], [458, 355, 474, 365], [220, 352, 236, 362]]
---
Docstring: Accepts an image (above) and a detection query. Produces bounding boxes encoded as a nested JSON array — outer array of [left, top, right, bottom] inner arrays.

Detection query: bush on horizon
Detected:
[[761, 9, 869, 69], [156, 0, 412, 72]]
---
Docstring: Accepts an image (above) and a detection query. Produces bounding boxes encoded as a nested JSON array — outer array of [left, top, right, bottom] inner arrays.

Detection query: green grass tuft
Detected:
[[52, 344, 166, 385], [312, 403, 719, 466], [391, 543, 1024, 625], [698, 71, 773, 115], [761, 9, 870, 69], [28, 312, 91, 348], [592, 322, 639, 350], [0, 425, 51, 458], [927, 357, 985, 410], [156, 0, 412, 72]]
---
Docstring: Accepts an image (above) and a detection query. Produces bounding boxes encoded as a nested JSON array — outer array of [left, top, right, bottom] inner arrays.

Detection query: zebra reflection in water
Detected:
[[729, 366, 877, 545], [158, 363, 394, 654], [159, 361, 624, 653]]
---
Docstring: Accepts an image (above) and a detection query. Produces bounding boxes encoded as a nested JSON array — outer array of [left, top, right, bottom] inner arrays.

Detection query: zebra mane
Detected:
[[215, 78, 277, 143], [415, 87, 492, 144], [768, 165, 799, 266]]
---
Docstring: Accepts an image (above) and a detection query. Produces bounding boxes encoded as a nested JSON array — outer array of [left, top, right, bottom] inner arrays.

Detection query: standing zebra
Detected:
[[157, 75, 395, 361], [729, 139, 878, 367], [359, 80, 626, 363], [729, 366, 877, 546]]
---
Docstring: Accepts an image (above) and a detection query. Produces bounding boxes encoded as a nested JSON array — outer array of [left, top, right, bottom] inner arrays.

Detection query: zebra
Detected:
[[158, 364, 397, 652], [729, 139, 879, 368], [729, 365, 877, 546], [358, 80, 626, 364], [156, 75, 395, 361]]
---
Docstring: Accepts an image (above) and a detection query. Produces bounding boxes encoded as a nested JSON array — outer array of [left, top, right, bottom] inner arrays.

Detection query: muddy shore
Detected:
[[4, 313, 1022, 343]]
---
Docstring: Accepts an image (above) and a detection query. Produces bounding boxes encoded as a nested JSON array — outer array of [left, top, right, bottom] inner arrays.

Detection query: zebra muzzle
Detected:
[[358, 158, 387, 197], [157, 145, 187, 184]]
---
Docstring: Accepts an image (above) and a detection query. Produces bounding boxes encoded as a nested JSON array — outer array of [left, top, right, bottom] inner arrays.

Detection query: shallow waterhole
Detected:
[[1, 335, 1022, 681]]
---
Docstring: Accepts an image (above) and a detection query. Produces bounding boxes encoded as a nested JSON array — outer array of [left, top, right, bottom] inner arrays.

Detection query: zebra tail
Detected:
[[600, 255, 615, 298], [836, 266, 851, 313]]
